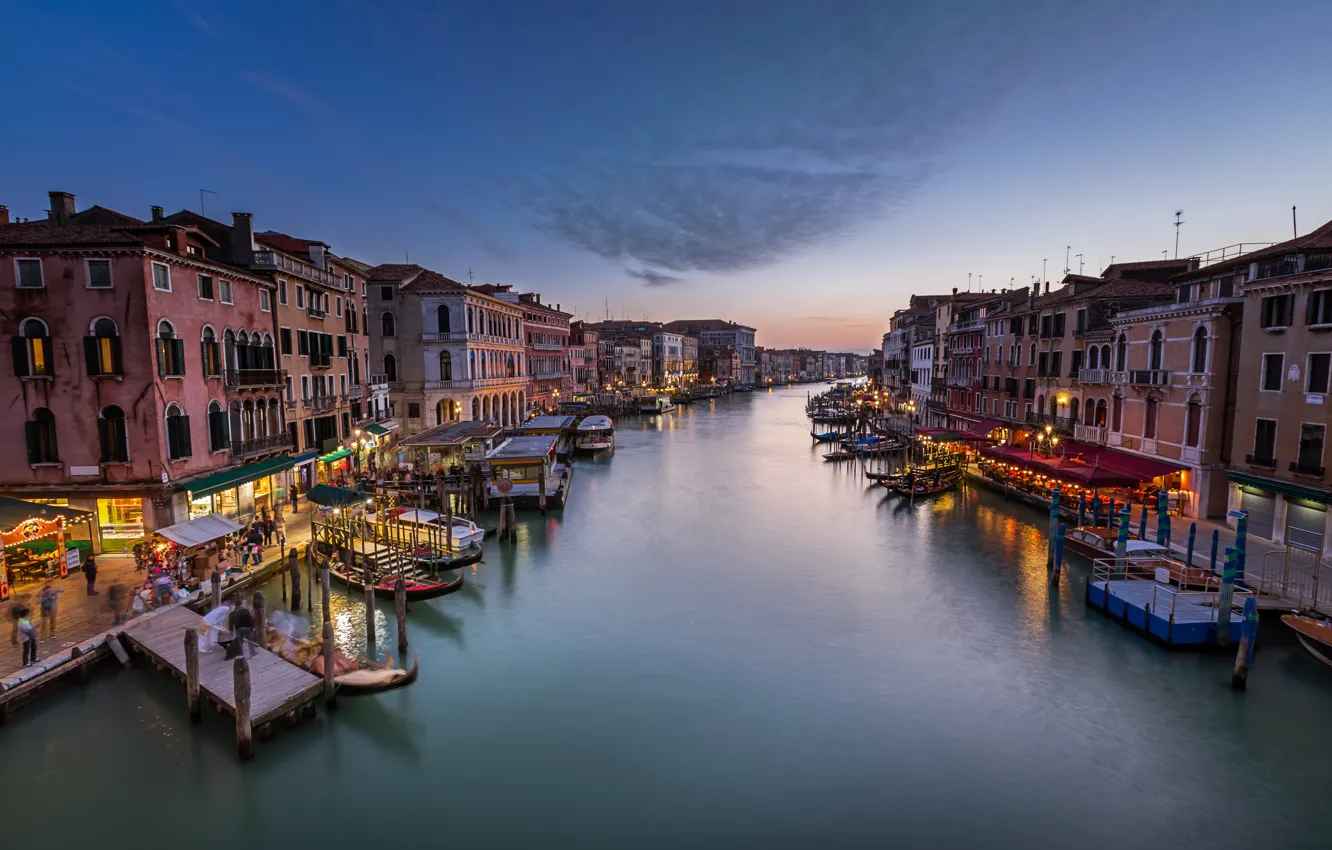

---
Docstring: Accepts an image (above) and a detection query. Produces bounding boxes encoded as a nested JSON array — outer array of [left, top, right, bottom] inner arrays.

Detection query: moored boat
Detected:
[[334, 655, 420, 696], [891, 467, 962, 497], [823, 450, 856, 462], [391, 508, 486, 549], [639, 395, 675, 414], [1283, 615, 1332, 668], [574, 415, 615, 454], [329, 562, 465, 600], [810, 430, 839, 442]]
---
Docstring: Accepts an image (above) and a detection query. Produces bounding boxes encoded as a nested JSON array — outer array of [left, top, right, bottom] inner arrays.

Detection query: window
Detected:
[[336, 296, 343, 317], [219, 278, 233, 304], [1148, 330, 1163, 370], [440, 350, 453, 380], [1075, 308, 1086, 334], [165, 404, 192, 460], [1029, 342, 1036, 365], [1307, 353, 1331, 395], [1253, 418, 1277, 464], [200, 327, 221, 377], [384, 353, 397, 382], [13, 317, 53, 378], [198, 274, 214, 300], [337, 335, 348, 358], [362, 282, 367, 297], [99, 405, 128, 463], [1115, 334, 1127, 371], [25, 408, 59, 464], [1191, 328, 1208, 373], [1112, 395, 1123, 432], [1050, 351, 1063, 376], [1259, 294, 1295, 329], [1261, 353, 1284, 392], [382, 312, 396, 337], [1143, 397, 1158, 440], [1070, 349, 1083, 376], [1052, 313, 1066, 337], [1087, 346, 1099, 369], [361, 306, 367, 335], [207, 400, 228, 452], [1307, 289, 1332, 326], [156, 319, 186, 377], [278, 279, 288, 305], [437, 304, 451, 333], [16, 258, 45, 288], [87, 259, 112, 288], [85, 317, 123, 377], [407, 402, 421, 419], [380, 285, 393, 301], [260, 290, 271, 312], [301, 375, 310, 400], [1298, 423, 1326, 472], [280, 327, 292, 356], [296, 285, 305, 308], [1095, 399, 1107, 427], [152, 262, 171, 291], [1185, 394, 1201, 448]]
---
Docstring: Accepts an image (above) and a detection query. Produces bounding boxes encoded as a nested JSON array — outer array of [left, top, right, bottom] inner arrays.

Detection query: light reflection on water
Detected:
[[1, 386, 1330, 848]]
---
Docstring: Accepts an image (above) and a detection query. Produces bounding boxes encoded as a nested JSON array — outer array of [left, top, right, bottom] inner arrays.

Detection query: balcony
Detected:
[[532, 342, 564, 351], [930, 376, 946, 389], [1078, 368, 1111, 384], [306, 304, 327, 320], [1128, 370, 1170, 387], [231, 433, 293, 458], [224, 368, 287, 389], [251, 251, 341, 288], [533, 371, 570, 380], [1074, 423, 1106, 444], [1290, 461, 1326, 478], [1026, 413, 1074, 433], [947, 375, 977, 388], [303, 395, 339, 412], [1245, 453, 1276, 470], [309, 351, 332, 369], [347, 384, 364, 400], [368, 373, 389, 389]]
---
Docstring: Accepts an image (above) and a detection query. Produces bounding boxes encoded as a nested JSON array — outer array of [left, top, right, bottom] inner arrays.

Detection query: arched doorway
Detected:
[[471, 397, 480, 420]]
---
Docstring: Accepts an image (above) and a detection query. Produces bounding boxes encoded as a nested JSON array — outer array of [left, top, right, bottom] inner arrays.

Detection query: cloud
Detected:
[[244, 72, 327, 118], [626, 268, 682, 287], [420, 201, 512, 262]]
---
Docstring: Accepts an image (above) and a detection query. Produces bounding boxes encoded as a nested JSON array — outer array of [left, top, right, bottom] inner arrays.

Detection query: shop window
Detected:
[[13, 316, 53, 377], [99, 405, 129, 462], [25, 407, 59, 464], [98, 498, 144, 549]]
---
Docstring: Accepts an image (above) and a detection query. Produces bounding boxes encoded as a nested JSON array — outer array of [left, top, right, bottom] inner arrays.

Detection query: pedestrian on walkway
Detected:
[[107, 583, 127, 625], [262, 514, 274, 546], [39, 582, 60, 637], [227, 599, 256, 658], [291, 485, 300, 514], [244, 524, 264, 567], [10, 601, 24, 646], [83, 556, 99, 596], [19, 607, 38, 667]]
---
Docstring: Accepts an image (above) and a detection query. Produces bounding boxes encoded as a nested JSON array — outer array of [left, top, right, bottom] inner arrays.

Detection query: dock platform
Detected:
[[122, 606, 322, 726], [1087, 578, 1244, 647]]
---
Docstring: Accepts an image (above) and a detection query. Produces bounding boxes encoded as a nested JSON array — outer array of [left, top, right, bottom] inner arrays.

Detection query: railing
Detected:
[[1026, 412, 1074, 432], [1290, 461, 1326, 477], [251, 251, 341, 288], [1074, 423, 1106, 443], [533, 371, 570, 380], [1090, 556, 1254, 621], [368, 373, 389, 388], [1077, 368, 1110, 384], [230, 433, 293, 458], [1245, 453, 1276, 469], [532, 342, 564, 351], [306, 304, 327, 320], [421, 332, 467, 342], [946, 375, 975, 388], [309, 351, 332, 369], [1254, 550, 1332, 614], [1128, 370, 1170, 386], [303, 396, 339, 412], [285, 399, 297, 412], [224, 368, 286, 388], [347, 384, 364, 400]]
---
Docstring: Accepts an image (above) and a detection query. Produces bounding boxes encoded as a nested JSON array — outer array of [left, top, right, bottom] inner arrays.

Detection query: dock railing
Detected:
[[1090, 556, 1253, 622], [1253, 549, 1332, 613]]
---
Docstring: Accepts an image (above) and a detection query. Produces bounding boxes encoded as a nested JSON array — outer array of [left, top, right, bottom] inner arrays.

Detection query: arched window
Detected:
[[1115, 334, 1127, 371], [1069, 397, 1080, 426], [1036, 394, 1045, 417], [207, 400, 228, 453], [1100, 345, 1111, 368], [1084, 398, 1097, 426], [1144, 396, 1158, 439], [1029, 342, 1037, 366], [85, 317, 122, 377], [1087, 346, 1099, 369], [382, 312, 396, 338], [255, 398, 268, 437], [228, 400, 242, 448], [26, 407, 59, 463], [16, 317, 53, 377], [165, 403, 191, 460], [201, 326, 221, 377], [237, 330, 251, 370], [384, 353, 397, 382], [157, 319, 185, 376], [261, 333, 276, 369], [469, 350, 476, 379], [242, 399, 255, 441], [437, 305, 451, 334], [1148, 330, 1164, 371], [471, 397, 480, 420], [268, 396, 280, 436], [1191, 327, 1208, 373], [1185, 393, 1202, 447], [1111, 394, 1123, 432], [1095, 399, 1107, 428], [467, 307, 474, 333], [99, 405, 128, 462], [223, 328, 237, 372], [439, 350, 453, 381]]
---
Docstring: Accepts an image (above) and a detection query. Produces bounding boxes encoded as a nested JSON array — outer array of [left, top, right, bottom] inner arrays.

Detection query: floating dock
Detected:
[[1086, 558, 1248, 647]]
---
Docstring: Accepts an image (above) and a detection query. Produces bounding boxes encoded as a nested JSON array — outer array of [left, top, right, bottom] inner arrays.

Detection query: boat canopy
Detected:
[[578, 415, 614, 431]]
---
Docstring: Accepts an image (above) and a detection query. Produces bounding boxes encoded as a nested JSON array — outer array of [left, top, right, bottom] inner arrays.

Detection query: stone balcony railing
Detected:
[[1073, 423, 1106, 444], [303, 396, 339, 412], [1077, 368, 1111, 384], [251, 251, 341, 288]]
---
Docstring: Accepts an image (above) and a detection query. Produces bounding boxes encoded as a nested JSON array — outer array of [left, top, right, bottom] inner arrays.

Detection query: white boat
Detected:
[[391, 508, 485, 549], [574, 415, 615, 454], [639, 395, 675, 414]]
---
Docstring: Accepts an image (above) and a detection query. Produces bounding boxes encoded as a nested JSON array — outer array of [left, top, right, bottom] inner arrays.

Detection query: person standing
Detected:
[[262, 514, 274, 546], [10, 601, 24, 646], [39, 582, 60, 637], [83, 556, 99, 596], [107, 582, 127, 625], [227, 600, 256, 658], [19, 607, 38, 667], [245, 524, 264, 567]]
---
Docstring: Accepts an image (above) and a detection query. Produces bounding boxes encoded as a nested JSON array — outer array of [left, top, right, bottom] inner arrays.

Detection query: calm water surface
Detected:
[[5, 387, 1331, 848]]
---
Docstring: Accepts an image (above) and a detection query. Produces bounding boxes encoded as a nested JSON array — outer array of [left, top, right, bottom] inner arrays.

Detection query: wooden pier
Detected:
[[122, 606, 322, 753]]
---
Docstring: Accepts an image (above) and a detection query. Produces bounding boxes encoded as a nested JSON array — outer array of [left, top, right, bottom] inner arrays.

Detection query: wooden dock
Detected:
[[122, 606, 322, 730]]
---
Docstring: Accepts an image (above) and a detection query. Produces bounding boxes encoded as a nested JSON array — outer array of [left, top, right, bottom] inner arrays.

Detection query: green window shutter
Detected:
[[85, 336, 102, 376]]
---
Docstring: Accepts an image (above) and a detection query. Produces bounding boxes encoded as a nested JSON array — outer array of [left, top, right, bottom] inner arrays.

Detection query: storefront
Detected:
[[0, 497, 92, 599], [317, 448, 353, 484], [184, 455, 295, 526], [1228, 470, 1332, 555], [293, 449, 319, 496], [97, 497, 146, 550]]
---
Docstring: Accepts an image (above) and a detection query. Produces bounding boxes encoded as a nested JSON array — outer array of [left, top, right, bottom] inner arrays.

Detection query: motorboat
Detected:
[[391, 508, 486, 549], [1283, 615, 1332, 669], [574, 415, 615, 454], [639, 395, 675, 414]]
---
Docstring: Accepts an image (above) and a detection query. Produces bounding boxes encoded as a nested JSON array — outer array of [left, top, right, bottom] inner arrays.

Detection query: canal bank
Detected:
[[1, 387, 1330, 849]]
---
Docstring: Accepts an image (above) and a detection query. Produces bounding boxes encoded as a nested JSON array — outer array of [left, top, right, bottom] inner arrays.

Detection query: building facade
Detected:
[[663, 320, 756, 385]]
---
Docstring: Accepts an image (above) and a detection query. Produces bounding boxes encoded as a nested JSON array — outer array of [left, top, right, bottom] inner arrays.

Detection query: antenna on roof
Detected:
[[199, 188, 217, 216], [1293, 205, 1298, 238], [1174, 209, 1184, 258], [1064, 245, 1071, 275], [468, 269, 474, 285], [967, 272, 971, 292], [1076, 253, 1084, 274]]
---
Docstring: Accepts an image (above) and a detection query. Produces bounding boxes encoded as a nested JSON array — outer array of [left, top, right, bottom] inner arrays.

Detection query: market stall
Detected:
[[141, 513, 246, 606], [0, 496, 93, 600]]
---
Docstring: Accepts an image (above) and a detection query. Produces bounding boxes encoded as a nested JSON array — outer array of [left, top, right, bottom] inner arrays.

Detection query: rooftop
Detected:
[[486, 435, 559, 461], [522, 415, 575, 431], [399, 420, 502, 447]]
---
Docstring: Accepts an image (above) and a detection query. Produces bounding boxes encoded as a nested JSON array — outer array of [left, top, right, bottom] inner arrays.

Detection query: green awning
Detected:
[[305, 484, 373, 508], [318, 448, 352, 463], [1228, 469, 1332, 505], [184, 455, 294, 500], [363, 423, 391, 437]]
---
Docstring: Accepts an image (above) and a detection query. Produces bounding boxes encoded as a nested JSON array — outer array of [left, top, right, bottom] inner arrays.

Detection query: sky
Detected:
[[4, 1, 1331, 351]]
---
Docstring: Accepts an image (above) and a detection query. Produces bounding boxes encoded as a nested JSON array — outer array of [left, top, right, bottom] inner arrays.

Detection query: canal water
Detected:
[[4, 387, 1330, 848]]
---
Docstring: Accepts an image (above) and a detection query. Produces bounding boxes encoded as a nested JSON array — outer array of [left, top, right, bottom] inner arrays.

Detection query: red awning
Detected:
[[978, 446, 1140, 488], [965, 418, 1005, 438], [1063, 445, 1184, 480]]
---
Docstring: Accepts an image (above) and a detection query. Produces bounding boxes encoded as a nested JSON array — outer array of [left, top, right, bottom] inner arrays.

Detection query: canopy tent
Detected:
[[305, 484, 373, 508], [363, 423, 392, 437], [183, 454, 294, 499], [156, 513, 243, 547], [0, 496, 91, 531]]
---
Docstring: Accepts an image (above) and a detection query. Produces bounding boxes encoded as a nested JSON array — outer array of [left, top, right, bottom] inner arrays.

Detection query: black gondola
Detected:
[[329, 564, 465, 600]]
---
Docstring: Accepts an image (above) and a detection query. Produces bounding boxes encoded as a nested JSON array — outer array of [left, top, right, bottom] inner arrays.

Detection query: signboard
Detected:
[[496, 477, 513, 494], [64, 547, 80, 577]]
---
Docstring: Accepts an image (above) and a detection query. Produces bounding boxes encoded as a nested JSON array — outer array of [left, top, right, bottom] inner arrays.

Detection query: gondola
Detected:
[[329, 563, 465, 601], [890, 469, 963, 497], [822, 450, 856, 462], [810, 431, 839, 442], [335, 654, 420, 696]]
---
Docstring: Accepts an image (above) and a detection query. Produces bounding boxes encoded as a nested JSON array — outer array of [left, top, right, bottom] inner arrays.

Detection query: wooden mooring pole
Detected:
[[321, 563, 332, 626], [280, 546, 288, 602], [364, 563, 377, 647], [538, 466, 548, 515], [1216, 546, 1237, 647], [234, 656, 253, 761], [253, 591, 266, 655], [322, 621, 337, 711], [210, 569, 222, 611], [395, 576, 408, 654], [289, 547, 302, 611], [184, 628, 201, 723]]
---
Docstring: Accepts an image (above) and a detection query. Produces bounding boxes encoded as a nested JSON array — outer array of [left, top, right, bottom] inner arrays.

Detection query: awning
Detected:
[[362, 423, 391, 437], [1228, 470, 1332, 505], [305, 484, 373, 508], [293, 449, 319, 464], [318, 448, 352, 463], [978, 446, 1140, 488], [1064, 445, 1184, 480], [156, 513, 243, 547], [184, 455, 294, 499], [0, 496, 91, 531], [965, 418, 1006, 438]]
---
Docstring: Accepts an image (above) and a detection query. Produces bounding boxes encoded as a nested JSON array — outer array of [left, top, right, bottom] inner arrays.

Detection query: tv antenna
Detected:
[[199, 189, 217, 216], [1064, 245, 1071, 275], [1076, 253, 1084, 274], [1173, 209, 1184, 258]]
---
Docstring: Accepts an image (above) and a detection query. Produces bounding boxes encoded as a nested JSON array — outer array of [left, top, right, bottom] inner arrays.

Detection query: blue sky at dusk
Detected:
[[5, 1, 1330, 350]]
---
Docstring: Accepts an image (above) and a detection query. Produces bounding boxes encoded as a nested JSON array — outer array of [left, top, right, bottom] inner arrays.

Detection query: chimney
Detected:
[[48, 191, 76, 225], [1044, 280, 1051, 296], [230, 212, 255, 265], [0, 205, 8, 226], [308, 244, 326, 267], [151, 205, 164, 222], [952, 287, 958, 295]]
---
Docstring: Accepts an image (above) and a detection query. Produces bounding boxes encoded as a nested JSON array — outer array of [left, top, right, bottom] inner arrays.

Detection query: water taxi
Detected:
[[1283, 615, 1332, 668], [574, 415, 615, 454], [639, 395, 675, 414], [390, 508, 486, 549]]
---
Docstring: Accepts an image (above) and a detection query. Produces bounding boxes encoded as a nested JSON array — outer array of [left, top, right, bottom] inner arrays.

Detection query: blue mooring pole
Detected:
[[1186, 522, 1197, 568], [1048, 485, 1061, 566], [1234, 511, 1248, 586], [1138, 503, 1148, 539], [1091, 494, 1101, 527], [1051, 522, 1066, 586], [1115, 506, 1131, 567], [1216, 546, 1237, 647], [1231, 596, 1259, 690], [1209, 528, 1219, 574]]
